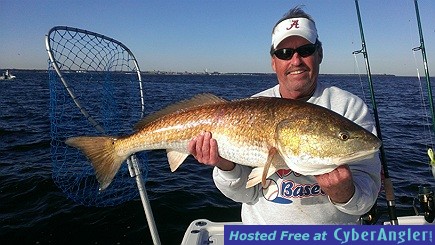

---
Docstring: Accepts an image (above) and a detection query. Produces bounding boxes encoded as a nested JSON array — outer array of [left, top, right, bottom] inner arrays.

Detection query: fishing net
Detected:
[[46, 26, 148, 207]]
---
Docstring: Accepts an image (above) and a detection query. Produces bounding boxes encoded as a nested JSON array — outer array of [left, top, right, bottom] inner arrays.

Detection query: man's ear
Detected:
[[317, 46, 323, 64], [271, 57, 277, 72]]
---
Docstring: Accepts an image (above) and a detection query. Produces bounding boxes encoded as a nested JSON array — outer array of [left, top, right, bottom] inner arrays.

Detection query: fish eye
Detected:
[[338, 131, 349, 141]]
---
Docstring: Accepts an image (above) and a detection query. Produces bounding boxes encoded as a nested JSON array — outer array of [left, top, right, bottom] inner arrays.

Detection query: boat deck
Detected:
[[181, 216, 433, 245], [181, 219, 242, 245]]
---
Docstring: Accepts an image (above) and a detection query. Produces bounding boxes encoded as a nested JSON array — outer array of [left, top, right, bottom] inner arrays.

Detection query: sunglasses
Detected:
[[272, 42, 319, 60]]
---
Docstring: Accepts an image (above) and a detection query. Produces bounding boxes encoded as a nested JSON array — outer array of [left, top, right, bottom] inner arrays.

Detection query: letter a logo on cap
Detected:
[[286, 20, 300, 30], [272, 18, 318, 48]]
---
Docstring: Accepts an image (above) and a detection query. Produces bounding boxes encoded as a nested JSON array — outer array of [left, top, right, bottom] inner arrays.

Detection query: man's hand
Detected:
[[188, 131, 235, 171], [189, 132, 356, 203], [315, 165, 355, 203]]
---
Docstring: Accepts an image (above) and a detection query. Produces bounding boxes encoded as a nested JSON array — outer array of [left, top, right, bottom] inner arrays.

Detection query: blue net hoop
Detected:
[[46, 26, 148, 207]]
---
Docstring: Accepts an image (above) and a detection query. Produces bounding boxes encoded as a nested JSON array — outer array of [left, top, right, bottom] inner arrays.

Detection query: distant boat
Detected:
[[0, 70, 16, 80]]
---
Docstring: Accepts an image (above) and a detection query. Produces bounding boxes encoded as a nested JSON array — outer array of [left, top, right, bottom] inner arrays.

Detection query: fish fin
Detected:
[[246, 147, 282, 188], [167, 149, 189, 172], [247, 167, 264, 188], [247, 166, 277, 189], [261, 147, 278, 186], [65, 136, 127, 191], [134, 93, 227, 131]]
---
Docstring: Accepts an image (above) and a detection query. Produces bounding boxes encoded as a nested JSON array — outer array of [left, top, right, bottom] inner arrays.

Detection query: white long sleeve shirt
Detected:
[[212, 82, 382, 224]]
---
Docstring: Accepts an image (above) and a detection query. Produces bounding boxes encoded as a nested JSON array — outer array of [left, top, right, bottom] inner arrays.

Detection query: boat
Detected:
[[181, 219, 242, 245], [45, 1, 435, 242], [180, 216, 435, 245], [181, 1, 435, 243], [180, 196, 434, 244], [0, 70, 16, 80]]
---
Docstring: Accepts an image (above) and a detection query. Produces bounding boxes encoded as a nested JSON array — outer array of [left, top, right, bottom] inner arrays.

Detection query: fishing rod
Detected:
[[413, 0, 435, 135], [352, 0, 398, 225], [413, 0, 435, 223]]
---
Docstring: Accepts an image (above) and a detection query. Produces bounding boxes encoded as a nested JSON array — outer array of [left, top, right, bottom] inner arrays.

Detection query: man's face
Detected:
[[271, 36, 323, 100]]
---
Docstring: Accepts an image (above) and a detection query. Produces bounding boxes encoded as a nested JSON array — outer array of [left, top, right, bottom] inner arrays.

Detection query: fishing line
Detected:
[[353, 0, 398, 225], [406, 0, 433, 152], [350, 17, 368, 104], [410, 3, 435, 224], [353, 53, 368, 104], [412, 38, 434, 151], [410, 0, 435, 181]]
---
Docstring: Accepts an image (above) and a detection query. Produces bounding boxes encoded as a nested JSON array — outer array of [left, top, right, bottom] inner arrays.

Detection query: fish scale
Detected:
[[66, 93, 382, 190]]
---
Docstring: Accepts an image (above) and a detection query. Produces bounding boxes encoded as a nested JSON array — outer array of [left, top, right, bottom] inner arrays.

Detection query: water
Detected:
[[1, 70, 434, 244]]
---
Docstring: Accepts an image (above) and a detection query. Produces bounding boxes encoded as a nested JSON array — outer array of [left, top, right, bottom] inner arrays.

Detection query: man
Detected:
[[188, 6, 381, 224]]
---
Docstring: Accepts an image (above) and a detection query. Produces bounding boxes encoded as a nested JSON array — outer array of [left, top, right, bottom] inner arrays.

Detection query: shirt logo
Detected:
[[261, 169, 326, 204], [286, 20, 300, 30]]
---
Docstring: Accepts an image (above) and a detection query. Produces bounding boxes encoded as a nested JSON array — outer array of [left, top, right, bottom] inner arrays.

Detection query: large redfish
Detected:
[[66, 94, 381, 190]]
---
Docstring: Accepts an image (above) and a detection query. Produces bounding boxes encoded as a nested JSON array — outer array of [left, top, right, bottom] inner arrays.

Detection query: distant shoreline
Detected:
[[0, 68, 406, 77]]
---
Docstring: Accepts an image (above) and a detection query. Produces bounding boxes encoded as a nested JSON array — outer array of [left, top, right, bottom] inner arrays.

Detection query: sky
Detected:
[[0, 0, 434, 76]]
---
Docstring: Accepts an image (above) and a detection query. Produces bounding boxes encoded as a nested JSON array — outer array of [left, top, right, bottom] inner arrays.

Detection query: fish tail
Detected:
[[65, 136, 127, 191]]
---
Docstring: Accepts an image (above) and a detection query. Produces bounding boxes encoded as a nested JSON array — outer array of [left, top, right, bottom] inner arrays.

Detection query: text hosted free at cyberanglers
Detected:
[[224, 225, 433, 244]]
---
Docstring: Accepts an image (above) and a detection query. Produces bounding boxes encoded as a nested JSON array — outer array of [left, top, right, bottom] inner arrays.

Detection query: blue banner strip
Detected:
[[224, 225, 433, 244]]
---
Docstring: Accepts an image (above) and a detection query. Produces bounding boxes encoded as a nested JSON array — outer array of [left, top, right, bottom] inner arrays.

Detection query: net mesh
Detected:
[[46, 26, 148, 207]]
